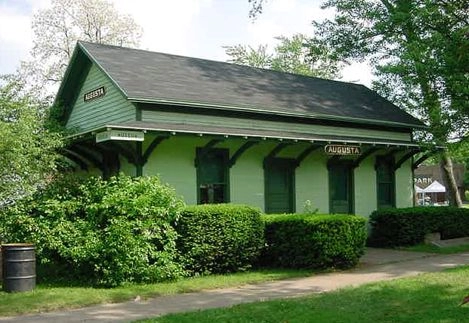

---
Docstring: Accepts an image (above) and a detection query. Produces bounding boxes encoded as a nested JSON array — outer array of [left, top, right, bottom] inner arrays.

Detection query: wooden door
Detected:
[[265, 158, 295, 214], [329, 163, 354, 214]]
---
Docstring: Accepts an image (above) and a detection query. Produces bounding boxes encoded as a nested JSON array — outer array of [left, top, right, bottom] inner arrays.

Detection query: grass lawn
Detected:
[[0, 268, 315, 316], [141, 266, 469, 323], [403, 243, 469, 254]]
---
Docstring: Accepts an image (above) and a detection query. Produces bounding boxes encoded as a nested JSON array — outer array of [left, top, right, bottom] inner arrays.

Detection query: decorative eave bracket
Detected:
[[263, 142, 292, 168], [228, 140, 259, 168], [352, 147, 380, 169], [294, 145, 321, 169], [194, 138, 224, 167]]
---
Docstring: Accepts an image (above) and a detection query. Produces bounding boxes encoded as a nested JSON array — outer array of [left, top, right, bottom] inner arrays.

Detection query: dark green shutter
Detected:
[[265, 158, 295, 214], [329, 162, 354, 214]]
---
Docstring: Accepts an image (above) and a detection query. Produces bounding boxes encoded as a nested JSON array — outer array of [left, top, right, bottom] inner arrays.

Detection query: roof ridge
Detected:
[[77, 41, 364, 88]]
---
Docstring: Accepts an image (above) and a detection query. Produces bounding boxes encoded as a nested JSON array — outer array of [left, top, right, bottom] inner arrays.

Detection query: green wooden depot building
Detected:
[[55, 41, 429, 216]]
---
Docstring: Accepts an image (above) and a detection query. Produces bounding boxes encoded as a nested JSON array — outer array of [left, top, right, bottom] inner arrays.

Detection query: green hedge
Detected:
[[261, 214, 367, 269], [0, 174, 185, 286], [368, 207, 469, 247], [175, 204, 265, 275]]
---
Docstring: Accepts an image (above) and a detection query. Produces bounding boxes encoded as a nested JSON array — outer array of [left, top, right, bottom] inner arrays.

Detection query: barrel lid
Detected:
[[1, 243, 35, 248]]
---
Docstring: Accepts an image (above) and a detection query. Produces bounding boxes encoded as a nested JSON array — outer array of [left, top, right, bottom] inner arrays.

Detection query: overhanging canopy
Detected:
[[414, 185, 425, 193], [424, 180, 446, 193], [70, 121, 421, 148]]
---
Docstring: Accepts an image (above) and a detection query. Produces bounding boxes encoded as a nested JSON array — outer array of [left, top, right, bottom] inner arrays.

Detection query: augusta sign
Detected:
[[96, 130, 145, 143], [325, 144, 361, 156]]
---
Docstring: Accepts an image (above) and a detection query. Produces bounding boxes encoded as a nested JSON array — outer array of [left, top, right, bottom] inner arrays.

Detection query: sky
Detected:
[[0, 0, 373, 86]]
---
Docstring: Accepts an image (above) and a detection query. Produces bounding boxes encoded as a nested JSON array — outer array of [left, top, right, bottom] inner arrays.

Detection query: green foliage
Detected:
[[18, 0, 142, 101], [0, 77, 62, 205], [368, 207, 469, 247], [225, 34, 342, 79], [175, 204, 265, 275], [0, 174, 185, 286], [450, 137, 469, 192], [313, 0, 468, 205], [261, 214, 367, 269]]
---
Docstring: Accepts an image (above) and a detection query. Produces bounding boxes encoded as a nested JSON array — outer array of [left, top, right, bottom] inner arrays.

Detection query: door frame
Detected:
[[264, 157, 296, 214], [327, 159, 355, 214]]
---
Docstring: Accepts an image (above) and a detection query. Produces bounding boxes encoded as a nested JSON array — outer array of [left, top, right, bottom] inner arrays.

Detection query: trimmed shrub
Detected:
[[261, 214, 367, 269], [175, 204, 265, 275], [369, 207, 469, 247], [0, 174, 186, 286]]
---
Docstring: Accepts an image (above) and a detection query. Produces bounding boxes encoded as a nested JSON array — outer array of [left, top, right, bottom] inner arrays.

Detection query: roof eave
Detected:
[[66, 123, 422, 148], [129, 97, 427, 130], [53, 43, 82, 108]]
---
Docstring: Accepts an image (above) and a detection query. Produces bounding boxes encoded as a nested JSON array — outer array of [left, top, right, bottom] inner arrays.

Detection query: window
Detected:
[[196, 148, 229, 204], [376, 156, 395, 209]]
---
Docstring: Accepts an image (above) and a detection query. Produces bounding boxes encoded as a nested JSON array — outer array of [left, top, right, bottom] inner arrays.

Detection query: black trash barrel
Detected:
[[2, 244, 36, 292]]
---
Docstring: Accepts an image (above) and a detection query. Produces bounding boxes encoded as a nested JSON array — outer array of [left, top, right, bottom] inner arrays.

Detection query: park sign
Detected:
[[96, 130, 145, 143], [325, 144, 361, 156]]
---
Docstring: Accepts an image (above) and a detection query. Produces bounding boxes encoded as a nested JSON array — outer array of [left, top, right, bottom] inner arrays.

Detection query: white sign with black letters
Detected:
[[84, 86, 105, 102], [96, 130, 144, 143]]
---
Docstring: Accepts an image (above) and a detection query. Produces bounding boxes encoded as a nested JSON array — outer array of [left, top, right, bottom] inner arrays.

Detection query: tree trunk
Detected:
[[440, 152, 463, 207]]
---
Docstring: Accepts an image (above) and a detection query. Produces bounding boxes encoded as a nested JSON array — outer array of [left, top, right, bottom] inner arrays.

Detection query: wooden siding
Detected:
[[66, 64, 135, 132], [141, 110, 412, 142]]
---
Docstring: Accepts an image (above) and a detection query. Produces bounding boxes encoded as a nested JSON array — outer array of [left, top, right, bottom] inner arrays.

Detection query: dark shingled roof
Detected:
[[65, 41, 425, 129]]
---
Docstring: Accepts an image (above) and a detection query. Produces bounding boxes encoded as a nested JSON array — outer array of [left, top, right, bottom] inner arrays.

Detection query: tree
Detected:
[[313, 0, 468, 206], [248, 0, 268, 18], [248, 0, 468, 206], [19, 0, 142, 101], [225, 34, 342, 78], [450, 136, 469, 199], [0, 76, 62, 206]]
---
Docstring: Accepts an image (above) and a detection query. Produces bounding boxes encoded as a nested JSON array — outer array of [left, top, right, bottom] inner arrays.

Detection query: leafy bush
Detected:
[[368, 207, 469, 247], [0, 174, 185, 286], [175, 204, 265, 275], [261, 214, 367, 269]]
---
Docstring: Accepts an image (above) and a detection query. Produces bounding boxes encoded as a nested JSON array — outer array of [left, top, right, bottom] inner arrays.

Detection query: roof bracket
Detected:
[[69, 144, 105, 172], [194, 138, 224, 167], [412, 152, 434, 170], [263, 142, 291, 168], [353, 147, 380, 169], [395, 149, 421, 170], [62, 149, 88, 171], [106, 141, 139, 165], [228, 141, 259, 168], [295, 145, 321, 168], [142, 135, 169, 165]]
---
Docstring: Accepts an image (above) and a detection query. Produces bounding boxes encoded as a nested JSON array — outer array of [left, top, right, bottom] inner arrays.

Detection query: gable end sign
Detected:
[[96, 130, 144, 143], [84, 86, 105, 102], [325, 144, 361, 155]]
